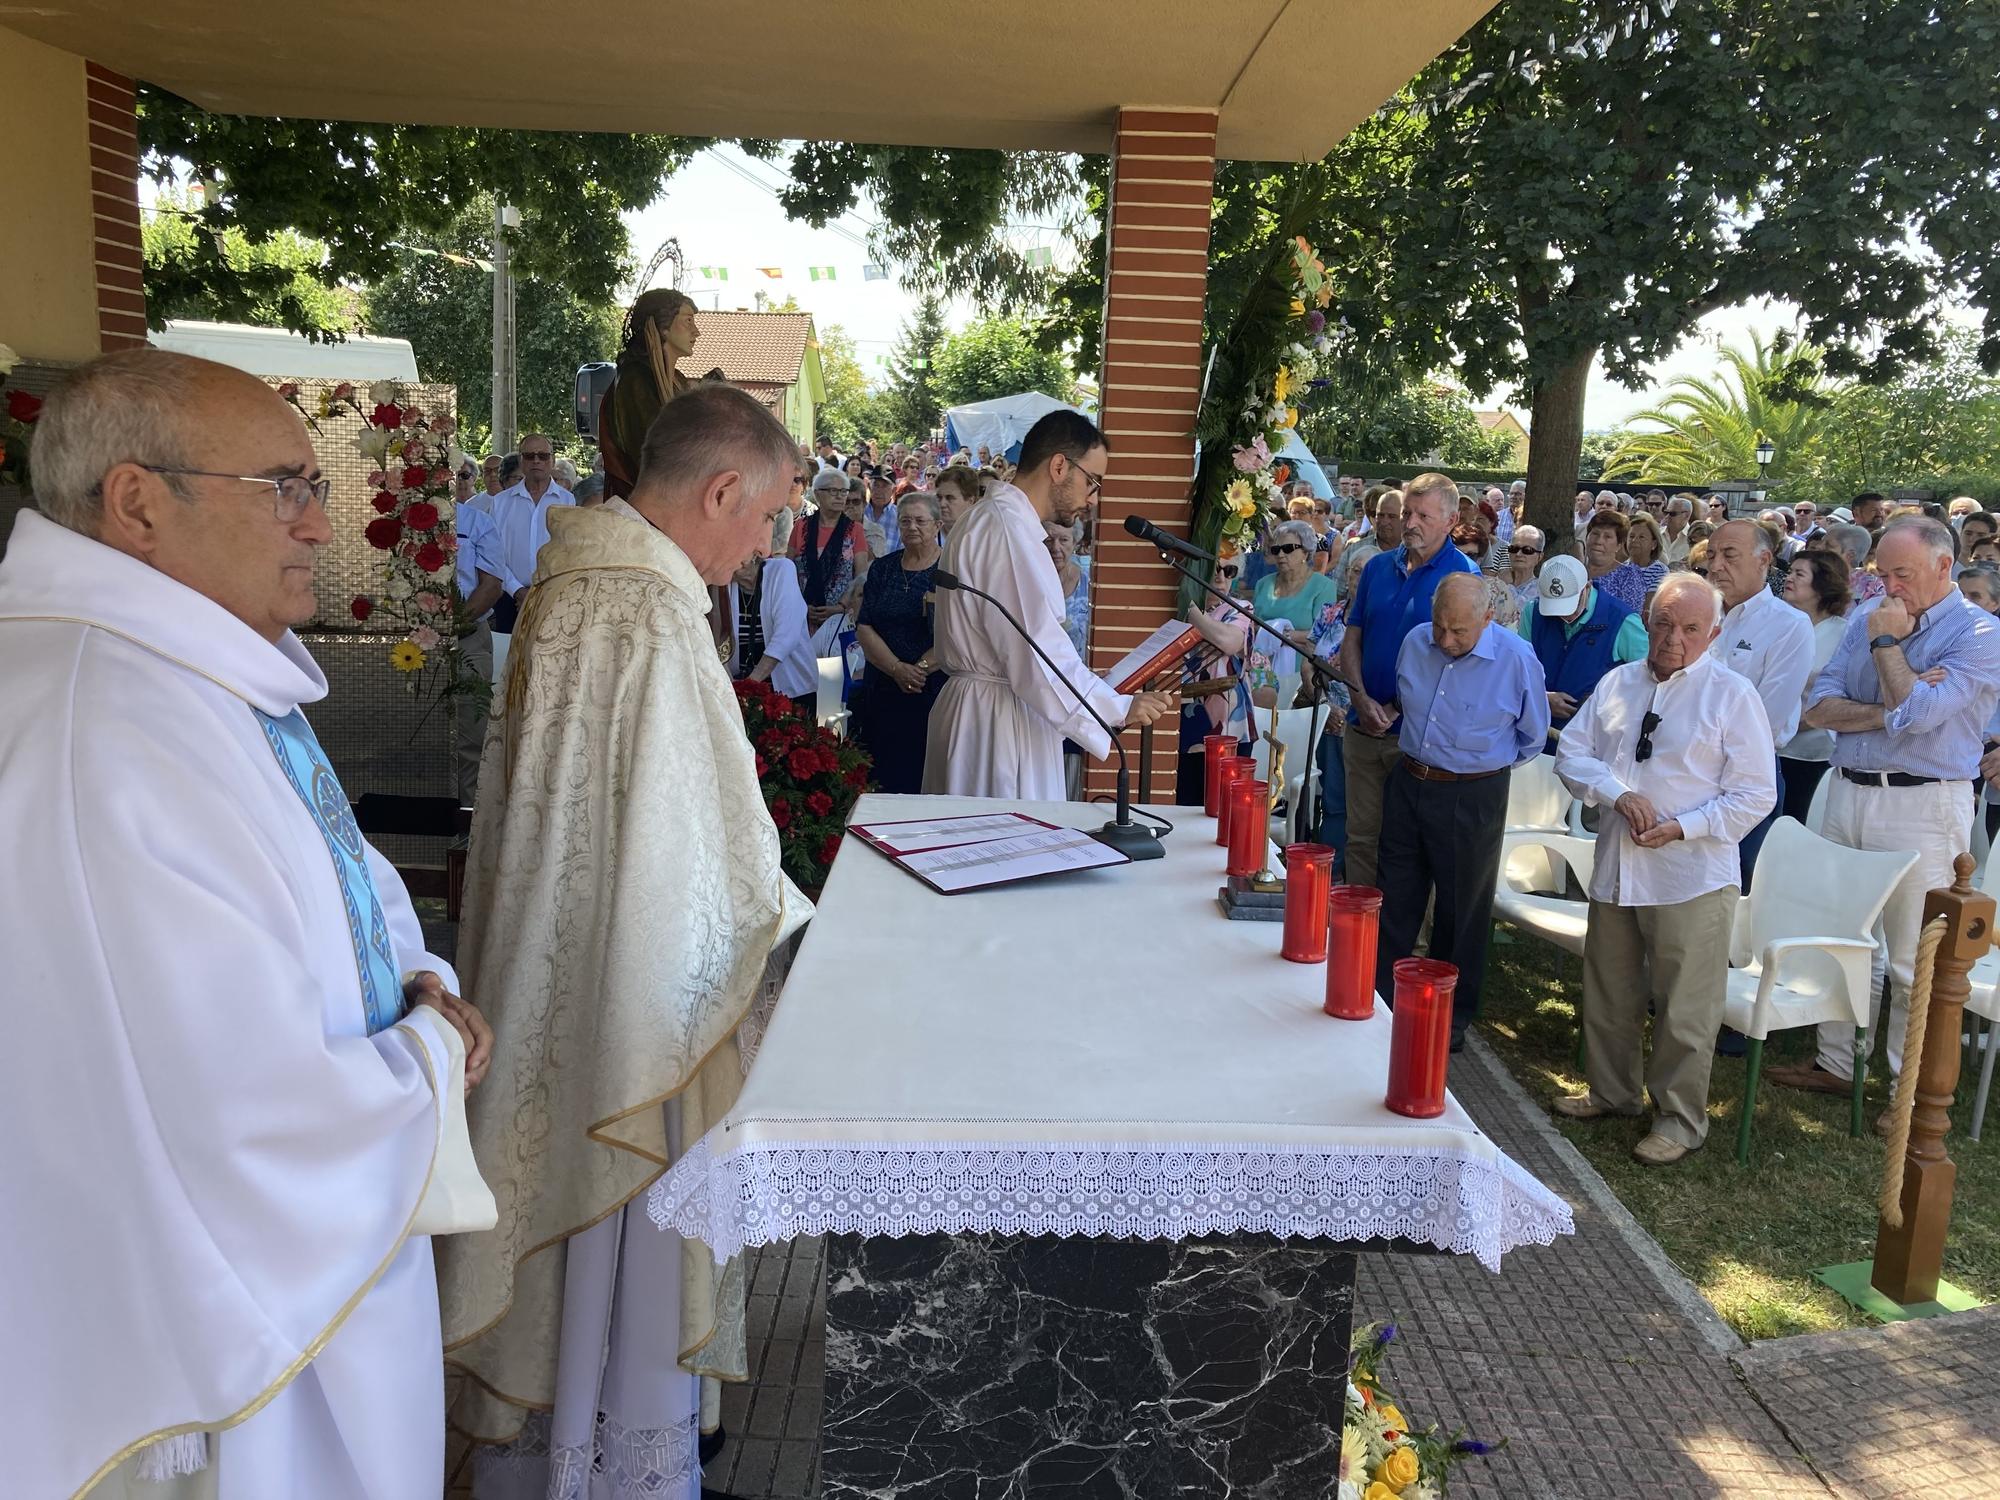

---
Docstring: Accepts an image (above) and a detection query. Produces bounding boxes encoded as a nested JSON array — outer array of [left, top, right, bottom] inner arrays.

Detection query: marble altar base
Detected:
[[820, 1232, 1357, 1498]]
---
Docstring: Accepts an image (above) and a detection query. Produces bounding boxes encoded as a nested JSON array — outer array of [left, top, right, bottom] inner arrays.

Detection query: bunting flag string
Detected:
[[678, 246, 1068, 288]]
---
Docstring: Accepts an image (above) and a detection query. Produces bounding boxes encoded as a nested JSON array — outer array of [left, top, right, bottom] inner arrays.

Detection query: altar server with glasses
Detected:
[[1551, 574, 1775, 1167]]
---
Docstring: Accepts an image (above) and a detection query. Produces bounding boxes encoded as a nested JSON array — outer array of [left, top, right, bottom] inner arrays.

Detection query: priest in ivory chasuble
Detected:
[[0, 351, 493, 1500], [923, 410, 1171, 799], [439, 384, 810, 1497]]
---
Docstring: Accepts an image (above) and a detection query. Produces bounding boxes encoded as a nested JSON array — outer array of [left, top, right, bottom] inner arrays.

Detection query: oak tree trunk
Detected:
[[1523, 346, 1598, 558]]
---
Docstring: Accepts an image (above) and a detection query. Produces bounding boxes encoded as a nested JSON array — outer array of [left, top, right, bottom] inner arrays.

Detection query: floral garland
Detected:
[[1339, 1322, 1500, 1500], [734, 678, 873, 892], [0, 343, 42, 490], [282, 380, 482, 717]]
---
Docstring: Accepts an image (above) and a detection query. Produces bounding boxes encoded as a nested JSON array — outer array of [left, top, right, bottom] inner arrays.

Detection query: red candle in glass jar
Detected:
[[1226, 777, 1270, 878], [1215, 758, 1254, 847], [1202, 735, 1235, 818], [1322, 885, 1383, 1019], [1386, 957, 1459, 1118], [1281, 843, 1335, 962]]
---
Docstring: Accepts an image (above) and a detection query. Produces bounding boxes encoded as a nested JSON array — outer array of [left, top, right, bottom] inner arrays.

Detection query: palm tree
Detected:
[[1602, 333, 1830, 485]]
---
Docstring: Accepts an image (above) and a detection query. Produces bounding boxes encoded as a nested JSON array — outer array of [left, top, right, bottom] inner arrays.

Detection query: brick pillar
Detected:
[[85, 63, 147, 352], [1086, 108, 1219, 801]]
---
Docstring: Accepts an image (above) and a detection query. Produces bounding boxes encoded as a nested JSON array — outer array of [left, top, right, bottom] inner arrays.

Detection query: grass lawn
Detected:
[[1476, 928, 2000, 1342]]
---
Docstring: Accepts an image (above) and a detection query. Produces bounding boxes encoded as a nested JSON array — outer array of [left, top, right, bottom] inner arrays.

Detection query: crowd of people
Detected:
[[1232, 471, 2000, 1167]]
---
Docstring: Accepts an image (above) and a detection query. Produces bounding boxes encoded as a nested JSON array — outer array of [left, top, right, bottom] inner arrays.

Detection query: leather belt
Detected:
[[1840, 768, 1943, 788], [1401, 758, 1503, 784]]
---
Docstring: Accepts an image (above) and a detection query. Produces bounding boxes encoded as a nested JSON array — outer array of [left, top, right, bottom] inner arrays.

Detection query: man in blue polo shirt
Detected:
[[1337, 472, 1477, 886]]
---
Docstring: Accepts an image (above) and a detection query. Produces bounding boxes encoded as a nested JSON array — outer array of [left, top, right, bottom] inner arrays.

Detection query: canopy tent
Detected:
[[1275, 430, 1333, 500], [944, 392, 1090, 465]]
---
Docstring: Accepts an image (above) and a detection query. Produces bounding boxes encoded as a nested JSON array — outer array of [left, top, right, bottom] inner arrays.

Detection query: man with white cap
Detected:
[[1518, 553, 1648, 751]]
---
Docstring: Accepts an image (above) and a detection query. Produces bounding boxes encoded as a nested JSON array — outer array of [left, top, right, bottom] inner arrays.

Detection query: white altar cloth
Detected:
[[649, 795, 1573, 1271]]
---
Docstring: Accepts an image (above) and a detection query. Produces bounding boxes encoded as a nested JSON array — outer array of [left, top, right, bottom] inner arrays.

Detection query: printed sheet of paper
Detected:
[[898, 825, 1127, 893], [850, 812, 1048, 855]]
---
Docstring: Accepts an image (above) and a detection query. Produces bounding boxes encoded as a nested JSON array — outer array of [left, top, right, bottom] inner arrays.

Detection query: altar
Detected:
[[649, 794, 1572, 1494]]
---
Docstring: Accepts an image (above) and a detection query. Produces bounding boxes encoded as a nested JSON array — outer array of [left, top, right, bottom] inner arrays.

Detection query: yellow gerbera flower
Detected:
[[390, 640, 427, 673], [1273, 366, 1293, 402], [1288, 297, 1306, 317]]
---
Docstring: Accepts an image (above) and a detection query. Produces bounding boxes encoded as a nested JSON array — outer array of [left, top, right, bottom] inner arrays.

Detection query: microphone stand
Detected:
[[932, 571, 1164, 861]]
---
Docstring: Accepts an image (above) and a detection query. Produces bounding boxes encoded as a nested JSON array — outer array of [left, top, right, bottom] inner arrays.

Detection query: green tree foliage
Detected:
[[814, 324, 888, 450], [143, 192, 357, 336], [932, 316, 1075, 410], [1798, 327, 2000, 496], [878, 295, 949, 442], [137, 86, 702, 335], [1297, 366, 1518, 468], [1602, 334, 1830, 485], [362, 196, 620, 455], [1575, 430, 1621, 484]]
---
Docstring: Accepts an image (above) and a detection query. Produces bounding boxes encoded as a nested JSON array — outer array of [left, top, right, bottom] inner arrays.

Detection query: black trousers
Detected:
[[1374, 764, 1511, 1035]]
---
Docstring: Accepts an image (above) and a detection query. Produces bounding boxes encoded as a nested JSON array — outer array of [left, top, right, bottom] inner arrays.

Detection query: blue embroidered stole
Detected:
[[254, 709, 406, 1035]]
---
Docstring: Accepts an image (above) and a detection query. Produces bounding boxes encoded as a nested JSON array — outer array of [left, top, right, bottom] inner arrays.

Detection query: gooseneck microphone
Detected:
[[930, 568, 1164, 861], [1122, 513, 1214, 562]]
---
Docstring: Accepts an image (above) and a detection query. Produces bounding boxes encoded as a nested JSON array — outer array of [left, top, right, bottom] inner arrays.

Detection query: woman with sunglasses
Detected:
[[1176, 548, 1257, 804], [1506, 525, 1546, 609], [1252, 520, 1340, 676]]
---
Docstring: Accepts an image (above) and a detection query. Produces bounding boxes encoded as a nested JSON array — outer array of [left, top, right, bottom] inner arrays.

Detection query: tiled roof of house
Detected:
[[684, 310, 814, 385], [1474, 409, 1527, 434]]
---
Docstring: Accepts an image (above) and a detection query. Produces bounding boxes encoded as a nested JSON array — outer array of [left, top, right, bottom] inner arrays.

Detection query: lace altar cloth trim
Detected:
[[646, 1136, 1574, 1273], [473, 1410, 699, 1500]]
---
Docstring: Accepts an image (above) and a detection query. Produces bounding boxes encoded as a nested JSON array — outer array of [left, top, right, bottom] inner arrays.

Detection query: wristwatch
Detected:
[[1870, 634, 1899, 651]]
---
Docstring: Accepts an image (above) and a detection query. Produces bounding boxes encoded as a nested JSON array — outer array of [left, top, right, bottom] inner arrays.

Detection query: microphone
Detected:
[[930, 568, 1163, 861], [1123, 514, 1214, 563]]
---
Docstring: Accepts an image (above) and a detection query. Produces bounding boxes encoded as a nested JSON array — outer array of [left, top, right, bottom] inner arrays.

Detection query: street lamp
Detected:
[[1755, 434, 1775, 475]]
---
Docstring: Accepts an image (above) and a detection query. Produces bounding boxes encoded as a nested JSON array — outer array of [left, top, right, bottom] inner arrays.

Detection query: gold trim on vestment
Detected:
[[74, 1020, 448, 1499], [444, 890, 791, 1438]]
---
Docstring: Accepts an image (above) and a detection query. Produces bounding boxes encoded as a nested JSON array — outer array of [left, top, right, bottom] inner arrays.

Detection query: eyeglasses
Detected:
[[1636, 709, 1662, 762], [1073, 464, 1107, 499], [1267, 542, 1304, 556], [132, 465, 331, 522], [520, 450, 553, 461], [1507, 545, 1542, 556], [1313, 505, 1332, 515], [1217, 565, 1241, 577]]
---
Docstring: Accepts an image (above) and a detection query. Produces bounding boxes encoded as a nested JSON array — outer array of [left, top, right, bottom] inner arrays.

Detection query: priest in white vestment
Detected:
[[923, 409, 1173, 799], [438, 383, 811, 1498], [0, 351, 494, 1500]]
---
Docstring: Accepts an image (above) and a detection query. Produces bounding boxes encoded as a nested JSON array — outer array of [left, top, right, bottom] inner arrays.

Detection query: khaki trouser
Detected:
[[1341, 727, 1403, 890], [1815, 775, 1971, 1081], [455, 618, 494, 808], [1582, 884, 1738, 1149]]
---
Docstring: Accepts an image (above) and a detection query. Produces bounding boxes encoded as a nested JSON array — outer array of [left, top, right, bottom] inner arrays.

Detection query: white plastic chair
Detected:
[[1495, 827, 1598, 1070], [1248, 706, 1322, 842], [815, 656, 848, 739], [1503, 756, 1585, 894], [1959, 854, 2000, 1141], [1725, 818, 1917, 1164]]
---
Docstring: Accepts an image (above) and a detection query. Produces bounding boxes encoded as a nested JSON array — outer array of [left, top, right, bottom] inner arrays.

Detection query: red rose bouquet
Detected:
[[0, 344, 41, 490], [283, 380, 484, 727], [734, 679, 872, 891]]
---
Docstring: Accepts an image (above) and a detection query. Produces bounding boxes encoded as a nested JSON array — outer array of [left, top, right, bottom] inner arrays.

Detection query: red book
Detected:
[[1103, 618, 1205, 693]]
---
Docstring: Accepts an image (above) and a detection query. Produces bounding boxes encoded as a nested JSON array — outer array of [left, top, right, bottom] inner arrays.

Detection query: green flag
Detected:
[[809, 266, 837, 282], [699, 265, 729, 281]]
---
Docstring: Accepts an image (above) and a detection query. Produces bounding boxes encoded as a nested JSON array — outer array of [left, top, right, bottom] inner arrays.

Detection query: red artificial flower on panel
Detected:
[[6, 389, 43, 423], [372, 491, 398, 514], [401, 541, 422, 560], [372, 403, 403, 429], [276, 381, 300, 400], [754, 752, 769, 778], [786, 747, 819, 780], [844, 765, 869, 788], [414, 542, 447, 573], [431, 467, 453, 487], [401, 464, 430, 491], [758, 730, 790, 758], [805, 790, 833, 817], [767, 693, 795, 718], [770, 800, 793, 830], [332, 381, 355, 401], [364, 516, 404, 550], [350, 595, 374, 622], [817, 833, 842, 866], [403, 500, 440, 530]]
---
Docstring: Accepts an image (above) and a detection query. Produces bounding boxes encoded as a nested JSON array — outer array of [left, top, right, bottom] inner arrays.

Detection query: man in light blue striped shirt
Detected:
[[1769, 517, 2000, 1104]]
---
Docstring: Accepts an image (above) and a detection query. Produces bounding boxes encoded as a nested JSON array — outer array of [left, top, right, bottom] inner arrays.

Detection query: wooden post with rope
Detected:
[[1870, 853, 1993, 1306]]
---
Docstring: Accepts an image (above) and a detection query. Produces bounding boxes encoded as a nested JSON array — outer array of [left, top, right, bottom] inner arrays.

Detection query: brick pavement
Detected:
[[1733, 1306, 2000, 1500]]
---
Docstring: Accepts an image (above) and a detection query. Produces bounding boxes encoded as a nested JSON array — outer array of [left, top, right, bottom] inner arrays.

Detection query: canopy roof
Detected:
[[3, 0, 1493, 160]]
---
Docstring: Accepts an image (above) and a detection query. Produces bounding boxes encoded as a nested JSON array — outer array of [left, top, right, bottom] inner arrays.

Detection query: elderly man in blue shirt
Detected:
[[1767, 516, 2000, 1109], [1337, 472, 1479, 887], [1374, 573, 1551, 1050]]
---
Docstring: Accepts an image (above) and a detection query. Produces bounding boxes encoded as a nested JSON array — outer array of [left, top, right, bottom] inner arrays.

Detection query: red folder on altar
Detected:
[[1103, 618, 1204, 693]]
